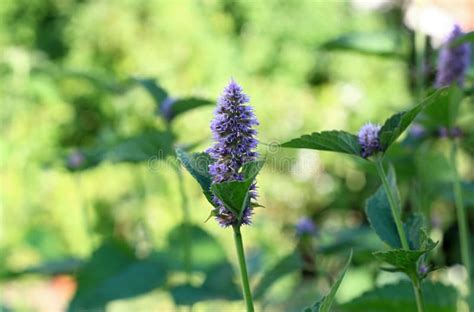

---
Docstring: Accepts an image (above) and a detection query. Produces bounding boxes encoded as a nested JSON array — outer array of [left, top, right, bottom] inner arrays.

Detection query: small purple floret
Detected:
[[208, 79, 259, 227], [358, 123, 382, 158], [67, 150, 85, 169], [296, 217, 317, 236], [160, 97, 177, 122], [435, 25, 471, 88]]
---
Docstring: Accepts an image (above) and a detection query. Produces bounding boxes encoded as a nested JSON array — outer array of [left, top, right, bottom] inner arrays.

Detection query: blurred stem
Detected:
[[450, 142, 471, 294], [411, 275, 425, 312], [232, 225, 254, 312], [375, 160, 409, 250], [74, 174, 94, 249], [174, 164, 192, 280]]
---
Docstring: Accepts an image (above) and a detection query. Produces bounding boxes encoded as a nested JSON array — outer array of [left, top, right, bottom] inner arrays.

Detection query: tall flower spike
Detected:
[[358, 123, 381, 158], [435, 25, 471, 88], [208, 79, 259, 227]]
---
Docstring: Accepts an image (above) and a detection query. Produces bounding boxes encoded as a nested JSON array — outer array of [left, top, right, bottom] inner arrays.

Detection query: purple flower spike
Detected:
[[296, 217, 317, 236], [358, 123, 382, 158], [435, 25, 471, 88], [208, 79, 259, 227]]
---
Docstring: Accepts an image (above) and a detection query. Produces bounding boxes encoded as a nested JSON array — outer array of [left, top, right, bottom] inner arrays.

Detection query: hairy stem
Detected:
[[412, 275, 425, 312], [232, 225, 254, 312]]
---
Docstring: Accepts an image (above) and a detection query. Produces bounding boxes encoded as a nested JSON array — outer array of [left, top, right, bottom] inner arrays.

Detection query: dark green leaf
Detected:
[[304, 250, 352, 312], [176, 149, 214, 205], [404, 213, 425, 250], [253, 252, 302, 299], [166, 97, 214, 121], [68, 240, 168, 311], [365, 165, 402, 248], [422, 85, 463, 127], [320, 32, 405, 58], [132, 77, 168, 105], [211, 160, 264, 219], [450, 31, 474, 47], [339, 281, 458, 312], [379, 89, 443, 150], [281, 131, 361, 156]]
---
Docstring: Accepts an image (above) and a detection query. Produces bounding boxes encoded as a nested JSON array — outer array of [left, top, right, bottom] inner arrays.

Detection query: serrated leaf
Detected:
[[373, 239, 437, 275], [365, 165, 402, 248], [253, 252, 302, 299], [304, 250, 352, 312], [282, 131, 361, 156], [176, 149, 214, 205], [166, 97, 214, 121], [339, 281, 458, 312], [132, 77, 168, 105], [211, 160, 264, 220], [422, 85, 463, 127], [320, 32, 405, 58], [379, 89, 444, 150]]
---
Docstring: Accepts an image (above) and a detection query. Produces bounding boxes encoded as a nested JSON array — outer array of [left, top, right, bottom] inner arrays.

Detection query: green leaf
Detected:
[[68, 240, 168, 311], [304, 250, 352, 312], [422, 85, 464, 128], [320, 32, 406, 58], [166, 97, 214, 121], [365, 165, 402, 249], [167, 224, 226, 272], [373, 237, 437, 275], [176, 149, 214, 205], [281, 131, 361, 156], [0, 258, 83, 279], [106, 130, 174, 163], [379, 89, 443, 150], [404, 213, 425, 250], [210, 160, 264, 219], [339, 281, 458, 312], [253, 252, 303, 299], [132, 77, 168, 105], [450, 31, 474, 47]]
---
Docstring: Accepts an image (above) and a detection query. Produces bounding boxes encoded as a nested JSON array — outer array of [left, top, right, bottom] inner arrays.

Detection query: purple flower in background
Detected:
[[160, 96, 177, 122], [67, 150, 85, 169], [296, 217, 317, 236], [358, 123, 382, 158], [409, 123, 426, 139], [435, 25, 471, 88], [208, 79, 259, 227]]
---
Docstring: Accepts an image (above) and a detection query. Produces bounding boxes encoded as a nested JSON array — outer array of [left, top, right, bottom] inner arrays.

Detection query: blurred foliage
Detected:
[[0, 0, 473, 311]]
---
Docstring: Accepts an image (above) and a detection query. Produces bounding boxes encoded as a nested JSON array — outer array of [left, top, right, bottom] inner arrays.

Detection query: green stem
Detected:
[[232, 225, 254, 312], [450, 142, 471, 294], [375, 160, 410, 250], [412, 275, 425, 312], [175, 164, 192, 280]]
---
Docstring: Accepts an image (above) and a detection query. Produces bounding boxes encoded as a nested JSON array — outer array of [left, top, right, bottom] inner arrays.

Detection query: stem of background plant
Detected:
[[174, 164, 192, 281], [411, 275, 425, 312], [374, 159, 410, 250], [450, 142, 471, 295], [74, 174, 94, 249], [232, 225, 255, 312]]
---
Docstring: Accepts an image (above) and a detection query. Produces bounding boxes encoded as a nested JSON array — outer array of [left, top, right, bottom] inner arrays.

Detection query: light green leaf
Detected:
[[281, 131, 361, 156], [176, 149, 214, 205], [339, 281, 458, 312], [450, 31, 474, 47], [211, 160, 264, 219], [304, 250, 352, 312], [132, 77, 168, 105]]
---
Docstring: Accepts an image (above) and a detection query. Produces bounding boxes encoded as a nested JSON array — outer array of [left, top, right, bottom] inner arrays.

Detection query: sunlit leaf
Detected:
[[281, 131, 361, 156]]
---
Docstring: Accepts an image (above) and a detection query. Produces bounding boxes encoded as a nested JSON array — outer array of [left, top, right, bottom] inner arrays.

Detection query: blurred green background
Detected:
[[1, 0, 472, 311]]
